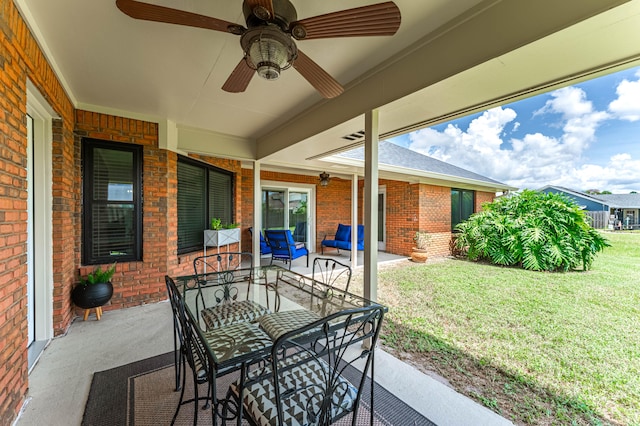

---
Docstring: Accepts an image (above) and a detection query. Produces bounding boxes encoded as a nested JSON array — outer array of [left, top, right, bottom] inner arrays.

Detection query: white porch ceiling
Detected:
[[16, 0, 640, 181]]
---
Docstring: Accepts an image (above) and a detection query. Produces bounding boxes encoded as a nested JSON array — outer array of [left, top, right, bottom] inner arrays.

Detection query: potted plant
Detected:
[[72, 263, 116, 310], [410, 231, 431, 263], [204, 218, 241, 247]]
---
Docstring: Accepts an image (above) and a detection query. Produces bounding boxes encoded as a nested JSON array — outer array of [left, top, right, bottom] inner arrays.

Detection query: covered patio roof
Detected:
[[15, 0, 640, 178]]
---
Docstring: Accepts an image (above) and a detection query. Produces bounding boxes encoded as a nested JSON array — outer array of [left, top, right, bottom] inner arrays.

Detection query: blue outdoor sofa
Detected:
[[321, 224, 364, 254]]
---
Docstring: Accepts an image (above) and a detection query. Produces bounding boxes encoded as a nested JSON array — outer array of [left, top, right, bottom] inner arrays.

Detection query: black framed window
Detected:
[[82, 139, 142, 264], [451, 188, 475, 230], [178, 156, 233, 254]]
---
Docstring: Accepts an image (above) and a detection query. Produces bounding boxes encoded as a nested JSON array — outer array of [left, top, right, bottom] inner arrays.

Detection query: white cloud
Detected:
[[535, 86, 594, 118], [570, 153, 640, 193], [403, 86, 637, 192], [608, 71, 640, 121]]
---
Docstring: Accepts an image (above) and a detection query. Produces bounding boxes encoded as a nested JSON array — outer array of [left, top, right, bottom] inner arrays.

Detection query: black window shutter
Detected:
[[177, 157, 234, 254], [177, 161, 207, 252]]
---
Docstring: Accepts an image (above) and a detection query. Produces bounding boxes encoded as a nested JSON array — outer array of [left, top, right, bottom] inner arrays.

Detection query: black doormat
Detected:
[[82, 352, 436, 425]]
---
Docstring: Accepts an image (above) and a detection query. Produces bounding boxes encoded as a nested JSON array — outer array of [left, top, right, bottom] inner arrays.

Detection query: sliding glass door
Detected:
[[289, 191, 308, 243], [262, 189, 286, 229], [262, 185, 313, 247]]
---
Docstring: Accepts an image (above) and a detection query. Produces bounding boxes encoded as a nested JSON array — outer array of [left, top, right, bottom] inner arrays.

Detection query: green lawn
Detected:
[[369, 232, 640, 425]]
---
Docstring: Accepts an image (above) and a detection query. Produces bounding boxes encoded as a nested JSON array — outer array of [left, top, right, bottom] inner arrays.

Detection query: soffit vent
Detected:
[[341, 130, 365, 141]]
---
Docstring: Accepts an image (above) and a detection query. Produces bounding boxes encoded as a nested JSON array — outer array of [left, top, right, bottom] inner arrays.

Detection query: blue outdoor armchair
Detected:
[[321, 224, 365, 254], [264, 229, 309, 269], [248, 227, 271, 255]]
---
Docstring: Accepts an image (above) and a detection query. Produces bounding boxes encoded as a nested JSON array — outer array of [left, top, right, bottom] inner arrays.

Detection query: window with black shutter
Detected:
[[177, 156, 234, 254], [82, 139, 142, 264]]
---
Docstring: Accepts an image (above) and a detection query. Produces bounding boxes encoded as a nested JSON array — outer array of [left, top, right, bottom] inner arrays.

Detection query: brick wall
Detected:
[[240, 171, 497, 259], [476, 191, 494, 211], [1, 1, 76, 423], [240, 169, 353, 252], [0, 1, 502, 422], [74, 113, 245, 307], [74, 111, 169, 310], [174, 153, 243, 276]]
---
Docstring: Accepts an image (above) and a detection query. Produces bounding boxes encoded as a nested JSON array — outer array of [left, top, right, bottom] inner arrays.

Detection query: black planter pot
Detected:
[[71, 282, 114, 309]]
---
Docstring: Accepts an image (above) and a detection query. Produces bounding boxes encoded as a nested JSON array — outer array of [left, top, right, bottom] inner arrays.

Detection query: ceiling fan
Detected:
[[115, 0, 401, 98]]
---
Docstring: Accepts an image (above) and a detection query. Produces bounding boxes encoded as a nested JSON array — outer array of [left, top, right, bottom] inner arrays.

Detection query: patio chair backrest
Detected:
[[165, 275, 184, 345], [193, 251, 253, 276], [165, 276, 210, 384], [293, 221, 307, 242], [335, 223, 351, 242], [239, 304, 385, 425], [249, 227, 271, 255], [264, 229, 293, 253], [312, 257, 353, 294]]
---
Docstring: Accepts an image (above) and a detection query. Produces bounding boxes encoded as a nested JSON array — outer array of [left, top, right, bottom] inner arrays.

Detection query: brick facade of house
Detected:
[[0, 3, 497, 422], [241, 172, 494, 258], [1, 2, 74, 423]]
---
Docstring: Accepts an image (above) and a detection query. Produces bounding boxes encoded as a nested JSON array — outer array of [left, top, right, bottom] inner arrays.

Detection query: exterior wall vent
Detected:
[[342, 130, 365, 141]]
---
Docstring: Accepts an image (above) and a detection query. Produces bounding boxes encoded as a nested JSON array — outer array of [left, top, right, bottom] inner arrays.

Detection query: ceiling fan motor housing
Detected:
[[242, 0, 297, 30]]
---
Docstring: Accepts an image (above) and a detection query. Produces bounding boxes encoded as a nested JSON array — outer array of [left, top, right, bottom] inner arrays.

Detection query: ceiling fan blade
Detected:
[[293, 50, 344, 99], [116, 0, 240, 33], [245, 0, 275, 21], [289, 2, 401, 40], [222, 59, 255, 93]]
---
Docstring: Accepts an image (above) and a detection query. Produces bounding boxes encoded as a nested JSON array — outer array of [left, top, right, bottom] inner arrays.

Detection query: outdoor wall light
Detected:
[[319, 171, 330, 186]]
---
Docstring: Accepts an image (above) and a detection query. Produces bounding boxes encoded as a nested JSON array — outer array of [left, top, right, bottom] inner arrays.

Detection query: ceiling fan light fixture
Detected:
[[319, 171, 330, 186], [242, 26, 297, 81]]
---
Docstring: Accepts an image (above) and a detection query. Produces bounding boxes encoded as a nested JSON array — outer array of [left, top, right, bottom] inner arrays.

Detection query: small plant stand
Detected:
[[203, 228, 241, 256], [83, 306, 103, 321]]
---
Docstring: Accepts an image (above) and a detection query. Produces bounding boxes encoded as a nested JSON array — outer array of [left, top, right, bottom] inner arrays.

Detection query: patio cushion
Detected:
[[322, 240, 351, 250], [203, 321, 272, 364], [356, 224, 365, 250], [230, 354, 357, 426], [259, 231, 271, 255], [321, 224, 364, 253], [258, 309, 322, 340], [201, 299, 270, 330], [334, 224, 351, 242]]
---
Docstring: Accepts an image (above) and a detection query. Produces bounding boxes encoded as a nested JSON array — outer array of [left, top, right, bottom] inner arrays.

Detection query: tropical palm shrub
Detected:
[[454, 190, 609, 271]]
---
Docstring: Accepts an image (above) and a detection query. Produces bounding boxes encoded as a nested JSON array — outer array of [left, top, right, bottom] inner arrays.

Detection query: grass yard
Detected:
[[353, 232, 640, 425]]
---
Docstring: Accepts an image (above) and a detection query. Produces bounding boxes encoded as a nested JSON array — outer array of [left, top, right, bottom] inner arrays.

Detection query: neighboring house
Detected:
[[538, 186, 610, 211], [591, 193, 640, 228], [539, 186, 640, 229]]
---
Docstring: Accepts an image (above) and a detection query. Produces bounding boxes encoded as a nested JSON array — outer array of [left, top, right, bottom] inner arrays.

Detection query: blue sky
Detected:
[[389, 65, 640, 193]]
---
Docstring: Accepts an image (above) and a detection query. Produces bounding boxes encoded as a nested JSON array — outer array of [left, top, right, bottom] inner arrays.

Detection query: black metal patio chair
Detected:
[[312, 257, 353, 294], [165, 275, 213, 425], [192, 252, 270, 330], [226, 303, 385, 426]]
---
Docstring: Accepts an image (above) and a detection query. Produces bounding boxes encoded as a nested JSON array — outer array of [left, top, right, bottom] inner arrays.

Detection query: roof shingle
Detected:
[[338, 141, 506, 186]]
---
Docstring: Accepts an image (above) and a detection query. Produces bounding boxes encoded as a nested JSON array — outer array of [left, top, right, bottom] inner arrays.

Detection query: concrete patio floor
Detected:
[[16, 252, 513, 426]]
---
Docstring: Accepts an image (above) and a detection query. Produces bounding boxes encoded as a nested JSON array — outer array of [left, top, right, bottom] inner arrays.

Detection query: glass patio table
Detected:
[[173, 264, 386, 425]]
